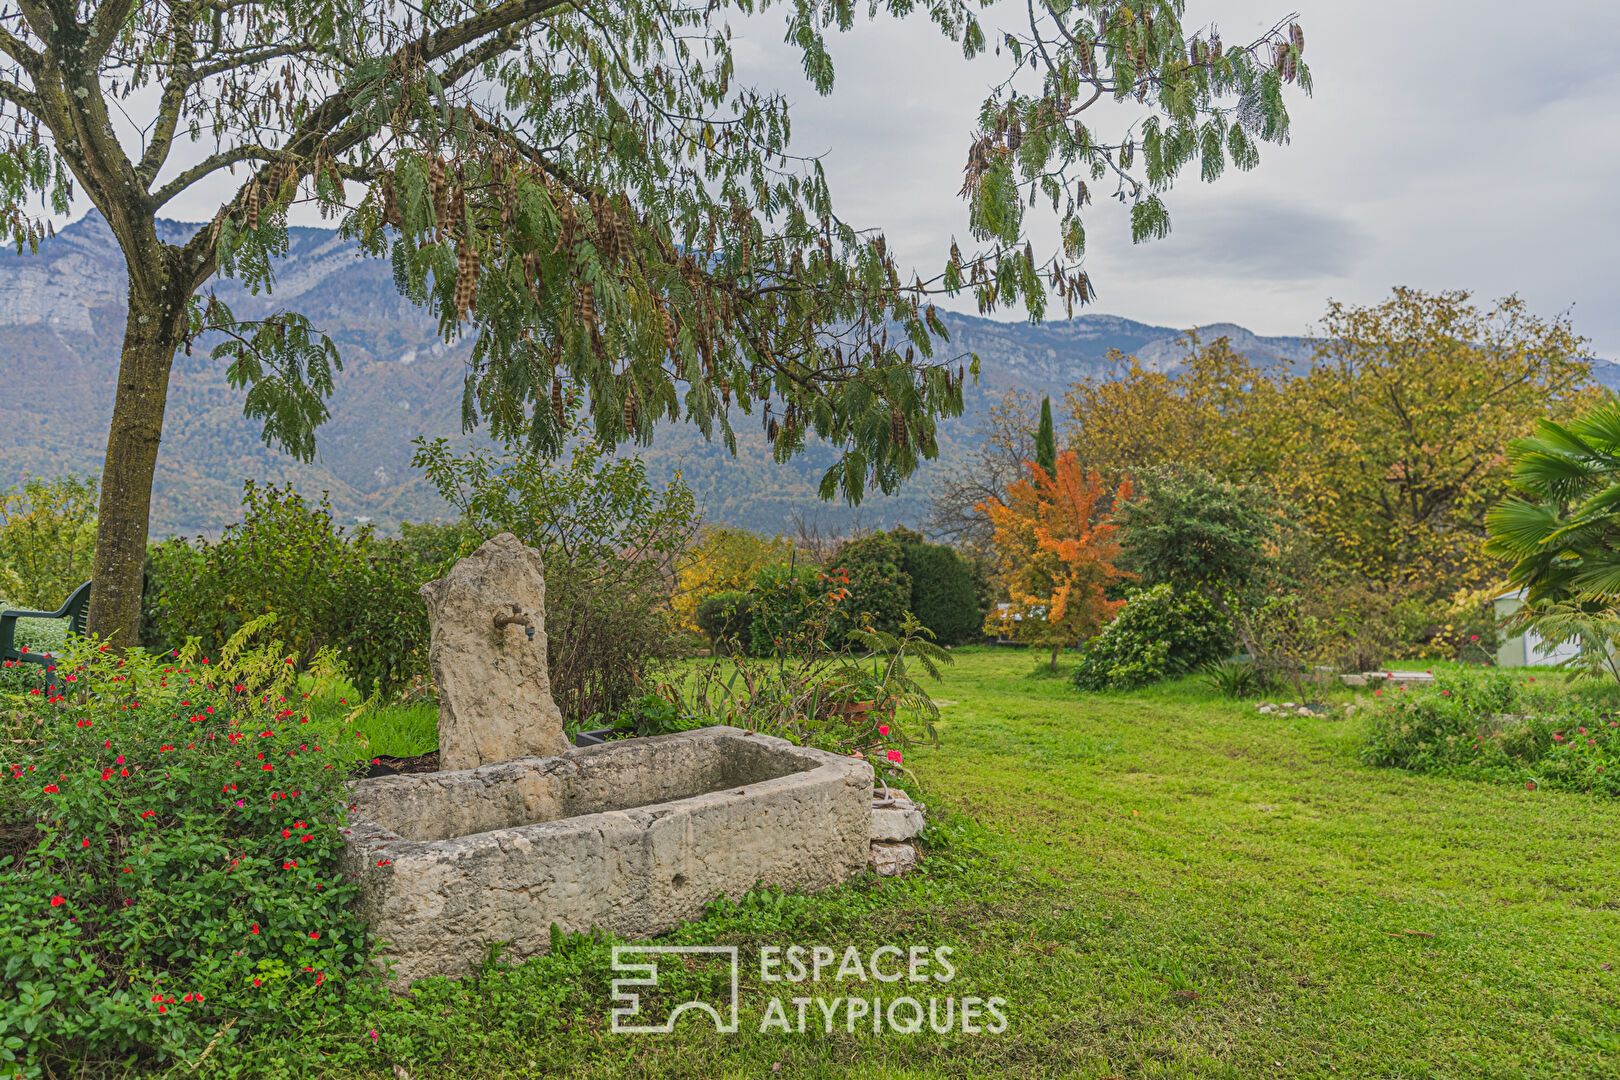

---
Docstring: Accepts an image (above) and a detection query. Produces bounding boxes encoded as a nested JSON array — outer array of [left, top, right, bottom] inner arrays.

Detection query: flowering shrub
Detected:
[[0, 619, 374, 1077], [1071, 584, 1233, 691], [1359, 667, 1620, 796]]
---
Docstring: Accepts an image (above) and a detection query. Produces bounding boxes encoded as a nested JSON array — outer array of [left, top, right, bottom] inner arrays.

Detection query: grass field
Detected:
[[330, 647, 1619, 1080]]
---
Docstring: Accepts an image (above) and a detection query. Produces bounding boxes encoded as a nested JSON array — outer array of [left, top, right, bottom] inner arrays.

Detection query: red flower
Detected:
[[50, 895, 65, 907], [300, 834, 312, 843], [81, 838, 89, 848], [283, 860, 297, 869], [282, 829, 292, 838], [309, 931, 320, 939], [251, 923, 260, 934], [43, 784, 58, 794]]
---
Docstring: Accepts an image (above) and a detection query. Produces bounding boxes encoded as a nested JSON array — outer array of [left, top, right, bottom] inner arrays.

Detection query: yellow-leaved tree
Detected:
[[1062, 289, 1597, 598], [979, 452, 1132, 670], [672, 527, 798, 632], [1277, 290, 1596, 595]]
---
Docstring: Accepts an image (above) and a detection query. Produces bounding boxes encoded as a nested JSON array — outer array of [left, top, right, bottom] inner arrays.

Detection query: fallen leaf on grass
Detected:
[[1172, 990, 1201, 1001]]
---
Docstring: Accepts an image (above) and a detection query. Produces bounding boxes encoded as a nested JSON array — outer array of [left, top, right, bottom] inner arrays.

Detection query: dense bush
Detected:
[[826, 533, 911, 643], [1359, 667, 1620, 796], [892, 529, 981, 645], [1072, 584, 1234, 691], [746, 562, 824, 658], [142, 482, 432, 697], [413, 433, 697, 721], [693, 590, 753, 652], [673, 527, 796, 634], [0, 624, 375, 1077], [0, 475, 97, 612], [1117, 466, 1277, 596]]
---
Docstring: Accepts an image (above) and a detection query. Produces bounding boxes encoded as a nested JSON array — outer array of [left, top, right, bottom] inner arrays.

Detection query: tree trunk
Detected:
[[87, 282, 187, 647]]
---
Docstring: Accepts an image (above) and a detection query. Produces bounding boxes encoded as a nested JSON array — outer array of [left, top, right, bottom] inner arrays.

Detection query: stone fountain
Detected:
[[339, 533, 875, 985]]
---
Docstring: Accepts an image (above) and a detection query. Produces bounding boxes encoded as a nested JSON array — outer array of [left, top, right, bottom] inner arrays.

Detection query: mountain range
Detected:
[[0, 213, 1332, 536]]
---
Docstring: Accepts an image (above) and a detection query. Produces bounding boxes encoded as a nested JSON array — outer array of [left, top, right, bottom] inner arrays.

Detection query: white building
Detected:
[[1492, 589, 1582, 667]]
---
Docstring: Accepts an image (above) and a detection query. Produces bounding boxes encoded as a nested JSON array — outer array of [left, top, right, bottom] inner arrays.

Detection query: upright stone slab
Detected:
[[420, 532, 570, 770]]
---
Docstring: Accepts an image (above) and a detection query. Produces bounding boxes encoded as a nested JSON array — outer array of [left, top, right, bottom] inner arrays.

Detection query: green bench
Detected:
[[1, 580, 91, 688]]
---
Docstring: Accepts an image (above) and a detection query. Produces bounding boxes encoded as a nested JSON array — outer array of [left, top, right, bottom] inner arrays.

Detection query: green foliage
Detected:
[[746, 562, 826, 660], [1503, 600, 1620, 686], [0, 476, 97, 611], [827, 532, 913, 643], [142, 482, 431, 697], [1359, 667, 1620, 796], [1034, 396, 1057, 479], [1201, 658, 1262, 699], [893, 530, 982, 646], [673, 527, 797, 633], [0, 622, 376, 1078], [1072, 583, 1233, 691], [675, 611, 950, 771], [693, 591, 753, 652], [610, 693, 703, 739], [1117, 466, 1276, 595], [414, 433, 697, 720], [1486, 399, 1620, 602]]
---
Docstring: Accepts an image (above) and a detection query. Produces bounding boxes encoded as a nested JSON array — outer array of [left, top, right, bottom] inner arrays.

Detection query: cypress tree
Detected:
[[1035, 397, 1058, 479]]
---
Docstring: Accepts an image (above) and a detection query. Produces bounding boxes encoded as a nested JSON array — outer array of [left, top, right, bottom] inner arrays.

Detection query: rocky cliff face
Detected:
[[0, 212, 1320, 536]]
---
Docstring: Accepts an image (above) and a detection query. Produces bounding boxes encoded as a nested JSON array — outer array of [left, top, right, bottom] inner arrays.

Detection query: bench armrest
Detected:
[[0, 608, 65, 621]]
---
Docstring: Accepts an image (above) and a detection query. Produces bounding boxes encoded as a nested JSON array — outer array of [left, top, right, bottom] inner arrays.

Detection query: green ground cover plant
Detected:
[[1359, 665, 1620, 795]]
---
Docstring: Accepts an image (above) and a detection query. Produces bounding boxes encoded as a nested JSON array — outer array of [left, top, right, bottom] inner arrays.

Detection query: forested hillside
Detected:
[[0, 213, 1320, 535]]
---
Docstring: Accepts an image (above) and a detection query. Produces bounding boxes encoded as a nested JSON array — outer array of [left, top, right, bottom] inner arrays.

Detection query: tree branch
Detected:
[[136, 4, 199, 186], [0, 76, 39, 114], [85, 0, 140, 65], [152, 143, 291, 208], [0, 22, 42, 75]]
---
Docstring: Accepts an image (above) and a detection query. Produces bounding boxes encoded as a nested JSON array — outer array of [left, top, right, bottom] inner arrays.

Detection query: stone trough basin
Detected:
[[339, 726, 873, 985]]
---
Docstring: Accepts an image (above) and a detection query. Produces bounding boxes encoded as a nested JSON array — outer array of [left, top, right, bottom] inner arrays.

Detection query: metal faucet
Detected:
[[493, 604, 536, 641]]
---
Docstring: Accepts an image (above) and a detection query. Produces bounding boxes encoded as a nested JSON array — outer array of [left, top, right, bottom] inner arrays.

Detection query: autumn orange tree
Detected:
[[979, 450, 1131, 670]]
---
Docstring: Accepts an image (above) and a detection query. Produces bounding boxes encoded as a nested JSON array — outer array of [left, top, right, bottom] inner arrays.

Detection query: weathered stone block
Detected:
[[870, 799, 926, 842], [868, 841, 917, 877], [418, 532, 569, 770], [340, 726, 873, 985]]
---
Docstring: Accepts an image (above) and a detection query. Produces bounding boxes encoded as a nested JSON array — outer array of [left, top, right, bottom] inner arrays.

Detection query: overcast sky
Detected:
[[116, 0, 1620, 356]]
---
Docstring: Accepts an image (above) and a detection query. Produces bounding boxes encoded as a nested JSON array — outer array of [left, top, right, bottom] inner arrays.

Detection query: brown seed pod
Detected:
[[381, 175, 401, 228], [244, 178, 261, 230], [661, 307, 676, 355], [890, 408, 907, 449], [551, 376, 564, 423], [429, 158, 448, 227], [622, 389, 638, 431], [454, 240, 480, 319], [586, 281, 605, 327]]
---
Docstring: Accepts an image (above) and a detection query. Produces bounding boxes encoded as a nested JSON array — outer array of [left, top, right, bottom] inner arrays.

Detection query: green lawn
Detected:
[[329, 647, 1618, 1080]]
